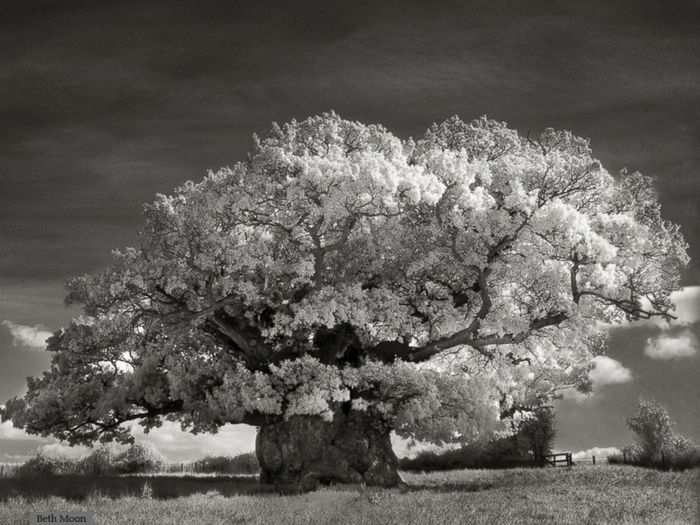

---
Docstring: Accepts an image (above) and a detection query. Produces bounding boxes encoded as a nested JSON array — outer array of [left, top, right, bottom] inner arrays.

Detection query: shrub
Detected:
[[113, 443, 164, 474], [399, 406, 556, 471], [15, 454, 73, 477], [399, 438, 533, 471], [614, 401, 700, 471], [664, 446, 700, 470], [77, 447, 115, 476], [608, 445, 700, 470], [627, 400, 674, 462], [228, 453, 259, 474], [515, 407, 556, 466], [16, 443, 166, 478], [606, 453, 623, 465]]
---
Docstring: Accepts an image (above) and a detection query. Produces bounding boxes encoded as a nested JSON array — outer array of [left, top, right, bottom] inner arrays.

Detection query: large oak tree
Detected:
[[2, 113, 688, 490]]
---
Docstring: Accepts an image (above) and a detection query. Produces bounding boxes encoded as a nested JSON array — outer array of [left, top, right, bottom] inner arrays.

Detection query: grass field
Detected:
[[0, 466, 697, 525]]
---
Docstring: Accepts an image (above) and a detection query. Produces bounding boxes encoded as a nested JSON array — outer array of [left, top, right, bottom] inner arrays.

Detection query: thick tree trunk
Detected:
[[255, 409, 401, 492]]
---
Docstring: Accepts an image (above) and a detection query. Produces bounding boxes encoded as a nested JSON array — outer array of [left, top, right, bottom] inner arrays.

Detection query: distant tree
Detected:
[[516, 407, 556, 466], [113, 443, 164, 474], [1, 113, 688, 491], [77, 446, 114, 476], [193, 453, 259, 474], [399, 407, 556, 471], [627, 400, 674, 462], [626, 399, 697, 468], [15, 454, 70, 477]]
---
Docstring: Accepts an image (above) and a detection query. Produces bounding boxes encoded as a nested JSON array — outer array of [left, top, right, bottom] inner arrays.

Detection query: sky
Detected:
[[1, 0, 698, 462]]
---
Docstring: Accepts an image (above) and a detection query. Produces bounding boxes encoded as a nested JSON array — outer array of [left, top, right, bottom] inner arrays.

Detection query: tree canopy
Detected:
[[2, 112, 688, 448]]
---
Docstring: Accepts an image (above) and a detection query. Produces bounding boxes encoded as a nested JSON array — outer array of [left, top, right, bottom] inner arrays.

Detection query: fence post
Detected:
[[592, 455, 595, 465]]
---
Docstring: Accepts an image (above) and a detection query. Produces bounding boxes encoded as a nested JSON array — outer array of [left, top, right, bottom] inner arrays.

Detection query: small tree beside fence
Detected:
[[607, 400, 700, 470]]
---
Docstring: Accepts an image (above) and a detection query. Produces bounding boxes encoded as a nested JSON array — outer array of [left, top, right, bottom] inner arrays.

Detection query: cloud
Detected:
[[572, 446, 621, 461], [37, 443, 91, 460], [0, 419, 258, 464], [391, 435, 461, 459], [0, 420, 41, 440], [669, 286, 700, 326], [127, 422, 257, 462], [589, 356, 633, 387], [634, 286, 700, 330], [1, 320, 52, 349], [0, 416, 256, 464], [561, 356, 633, 404], [644, 329, 698, 360]]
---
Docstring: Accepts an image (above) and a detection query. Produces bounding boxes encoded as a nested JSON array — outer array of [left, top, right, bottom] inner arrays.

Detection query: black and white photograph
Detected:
[[1, 1, 698, 523]]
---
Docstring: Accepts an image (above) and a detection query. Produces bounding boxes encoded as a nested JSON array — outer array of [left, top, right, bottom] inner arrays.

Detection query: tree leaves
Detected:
[[5, 112, 688, 446]]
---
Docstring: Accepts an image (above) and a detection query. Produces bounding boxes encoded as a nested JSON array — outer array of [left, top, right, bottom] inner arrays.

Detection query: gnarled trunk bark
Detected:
[[255, 409, 400, 492]]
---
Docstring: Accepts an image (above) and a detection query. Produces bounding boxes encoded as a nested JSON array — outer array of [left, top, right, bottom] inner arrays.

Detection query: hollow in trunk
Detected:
[[256, 409, 400, 492]]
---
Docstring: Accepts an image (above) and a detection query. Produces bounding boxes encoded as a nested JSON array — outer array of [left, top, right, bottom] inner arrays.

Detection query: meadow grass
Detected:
[[0, 465, 697, 525]]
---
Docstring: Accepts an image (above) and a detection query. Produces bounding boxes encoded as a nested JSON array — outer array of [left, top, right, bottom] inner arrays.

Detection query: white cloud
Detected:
[[644, 329, 698, 360], [37, 442, 91, 460], [0, 420, 258, 464], [572, 446, 621, 461], [589, 356, 633, 387], [561, 356, 632, 404], [611, 286, 700, 333], [391, 435, 460, 459], [128, 422, 257, 462], [635, 286, 700, 330], [560, 389, 592, 403], [1, 320, 52, 349], [0, 420, 42, 440], [669, 286, 700, 326], [0, 417, 257, 463]]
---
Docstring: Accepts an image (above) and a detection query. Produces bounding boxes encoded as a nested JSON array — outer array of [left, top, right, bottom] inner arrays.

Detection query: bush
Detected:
[[77, 447, 116, 476], [399, 406, 555, 471], [606, 454, 623, 465], [113, 443, 164, 474], [608, 446, 700, 470], [16, 454, 75, 477], [399, 438, 534, 471], [609, 404, 700, 471], [664, 446, 700, 470], [627, 400, 674, 461], [516, 407, 556, 466], [16, 443, 166, 478]]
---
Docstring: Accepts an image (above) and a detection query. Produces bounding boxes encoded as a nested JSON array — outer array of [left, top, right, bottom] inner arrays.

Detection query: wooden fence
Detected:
[[544, 452, 573, 467], [544, 453, 605, 467]]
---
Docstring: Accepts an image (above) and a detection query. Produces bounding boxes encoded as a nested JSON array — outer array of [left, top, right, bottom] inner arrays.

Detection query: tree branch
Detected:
[[576, 290, 675, 320], [406, 311, 568, 362]]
